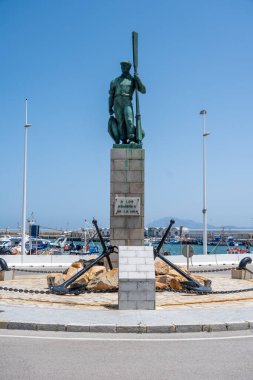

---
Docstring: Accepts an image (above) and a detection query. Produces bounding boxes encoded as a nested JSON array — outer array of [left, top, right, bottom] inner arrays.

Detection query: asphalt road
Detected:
[[1, 330, 253, 380]]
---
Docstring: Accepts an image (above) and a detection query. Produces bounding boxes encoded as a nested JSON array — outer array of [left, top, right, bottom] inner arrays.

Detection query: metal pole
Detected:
[[186, 245, 189, 270], [21, 99, 32, 258], [200, 110, 209, 255]]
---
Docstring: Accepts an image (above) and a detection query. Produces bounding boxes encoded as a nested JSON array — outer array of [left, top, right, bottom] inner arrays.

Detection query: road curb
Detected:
[[0, 320, 252, 333]]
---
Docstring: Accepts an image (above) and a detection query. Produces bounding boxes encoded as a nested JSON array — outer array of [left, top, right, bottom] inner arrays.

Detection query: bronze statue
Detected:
[[108, 32, 146, 146]]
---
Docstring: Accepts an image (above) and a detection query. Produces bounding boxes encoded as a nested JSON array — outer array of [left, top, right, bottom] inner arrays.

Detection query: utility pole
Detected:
[[200, 110, 210, 255], [21, 99, 32, 258]]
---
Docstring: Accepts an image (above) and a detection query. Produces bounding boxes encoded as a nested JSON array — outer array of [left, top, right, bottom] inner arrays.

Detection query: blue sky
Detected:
[[0, 0, 253, 229]]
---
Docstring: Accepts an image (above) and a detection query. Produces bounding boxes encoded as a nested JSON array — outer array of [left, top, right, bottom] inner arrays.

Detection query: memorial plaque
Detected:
[[114, 196, 140, 216]]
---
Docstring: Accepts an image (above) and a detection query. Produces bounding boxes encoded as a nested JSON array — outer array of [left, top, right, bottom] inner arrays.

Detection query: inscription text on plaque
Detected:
[[114, 197, 140, 216]]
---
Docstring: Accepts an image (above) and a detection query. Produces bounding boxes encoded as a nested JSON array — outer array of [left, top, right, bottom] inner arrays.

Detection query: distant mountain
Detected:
[[146, 217, 241, 229]]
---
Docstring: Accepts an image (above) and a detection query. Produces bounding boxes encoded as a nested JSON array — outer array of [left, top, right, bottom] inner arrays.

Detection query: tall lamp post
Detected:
[[200, 110, 210, 255], [21, 99, 32, 257]]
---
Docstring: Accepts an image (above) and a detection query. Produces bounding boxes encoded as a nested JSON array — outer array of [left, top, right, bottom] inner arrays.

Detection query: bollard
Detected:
[[237, 257, 252, 270], [0, 258, 12, 281], [0, 258, 9, 271], [232, 257, 253, 280]]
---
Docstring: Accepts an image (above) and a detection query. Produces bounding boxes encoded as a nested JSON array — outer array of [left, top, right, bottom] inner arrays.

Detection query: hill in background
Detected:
[[146, 217, 239, 229]]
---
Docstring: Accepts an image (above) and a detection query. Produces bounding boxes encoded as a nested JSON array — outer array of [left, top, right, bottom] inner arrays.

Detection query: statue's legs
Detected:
[[114, 99, 127, 142], [124, 104, 135, 141]]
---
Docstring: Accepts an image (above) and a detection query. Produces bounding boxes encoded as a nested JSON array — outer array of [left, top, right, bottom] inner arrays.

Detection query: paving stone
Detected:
[[0, 321, 9, 329], [116, 325, 146, 333], [66, 324, 90, 332], [226, 322, 249, 331], [90, 324, 117, 333], [8, 322, 37, 330], [37, 323, 65, 331], [146, 325, 175, 333], [175, 324, 202, 333], [202, 323, 227, 332], [248, 321, 253, 329]]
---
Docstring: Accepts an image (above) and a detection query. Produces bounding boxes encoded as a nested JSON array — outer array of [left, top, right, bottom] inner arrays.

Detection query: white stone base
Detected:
[[118, 246, 155, 310]]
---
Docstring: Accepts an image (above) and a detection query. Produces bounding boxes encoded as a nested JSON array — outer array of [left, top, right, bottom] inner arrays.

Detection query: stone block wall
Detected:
[[110, 148, 144, 247], [118, 246, 155, 310]]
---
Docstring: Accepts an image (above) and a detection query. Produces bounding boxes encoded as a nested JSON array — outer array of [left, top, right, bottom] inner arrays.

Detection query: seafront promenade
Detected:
[[1, 227, 253, 241], [2, 252, 253, 267]]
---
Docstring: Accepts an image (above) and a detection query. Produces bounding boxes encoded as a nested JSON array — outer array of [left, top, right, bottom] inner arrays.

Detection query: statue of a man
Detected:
[[108, 61, 146, 144]]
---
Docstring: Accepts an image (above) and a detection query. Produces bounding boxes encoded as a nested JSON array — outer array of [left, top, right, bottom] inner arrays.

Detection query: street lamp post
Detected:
[[200, 110, 210, 255], [21, 99, 32, 257]]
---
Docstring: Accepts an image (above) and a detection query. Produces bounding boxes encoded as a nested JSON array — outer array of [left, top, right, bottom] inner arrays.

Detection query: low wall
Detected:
[[1, 253, 253, 267]]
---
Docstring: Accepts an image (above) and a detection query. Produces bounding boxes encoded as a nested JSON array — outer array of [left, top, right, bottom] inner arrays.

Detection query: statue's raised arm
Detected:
[[134, 74, 146, 94]]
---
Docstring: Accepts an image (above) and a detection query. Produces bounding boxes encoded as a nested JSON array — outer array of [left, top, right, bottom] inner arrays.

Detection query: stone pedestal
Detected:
[[110, 148, 144, 249], [118, 246, 155, 310]]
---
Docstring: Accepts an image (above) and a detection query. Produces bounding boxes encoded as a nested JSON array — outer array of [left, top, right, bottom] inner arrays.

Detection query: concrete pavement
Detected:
[[0, 300, 253, 333], [0, 269, 253, 333]]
